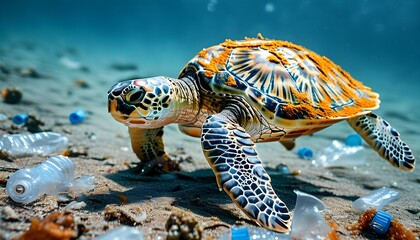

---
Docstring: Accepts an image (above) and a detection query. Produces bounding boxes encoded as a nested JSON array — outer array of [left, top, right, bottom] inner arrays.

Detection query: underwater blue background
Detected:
[[1, 0, 419, 97]]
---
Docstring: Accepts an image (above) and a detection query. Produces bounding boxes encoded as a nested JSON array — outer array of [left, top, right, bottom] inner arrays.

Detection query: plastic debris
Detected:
[[352, 187, 400, 211], [68, 175, 95, 194], [64, 201, 87, 210], [345, 133, 362, 146], [6, 156, 74, 204], [219, 226, 288, 240], [69, 109, 86, 124], [94, 226, 145, 240], [0, 132, 68, 157], [297, 147, 313, 159], [370, 210, 392, 235], [291, 190, 333, 240], [12, 113, 28, 125], [348, 208, 416, 239], [59, 56, 82, 70], [6, 155, 95, 204], [312, 140, 366, 168], [231, 227, 250, 240]]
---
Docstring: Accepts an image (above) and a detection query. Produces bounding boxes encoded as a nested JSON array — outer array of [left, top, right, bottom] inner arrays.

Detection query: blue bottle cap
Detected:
[[12, 113, 28, 125], [69, 110, 86, 124], [297, 147, 313, 159], [231, 227, 250, 240], [370, 210, 393, 235], [345, 133, 362, 146]]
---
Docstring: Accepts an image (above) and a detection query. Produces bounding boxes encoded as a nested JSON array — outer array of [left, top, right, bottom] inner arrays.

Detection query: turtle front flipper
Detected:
[[201, 114, 291, 232], [129, 127, 179, 175], [347, 113, 415, 171]]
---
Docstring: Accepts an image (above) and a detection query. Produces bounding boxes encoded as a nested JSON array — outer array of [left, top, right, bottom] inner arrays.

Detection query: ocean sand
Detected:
[[1, 1, 420, 239]]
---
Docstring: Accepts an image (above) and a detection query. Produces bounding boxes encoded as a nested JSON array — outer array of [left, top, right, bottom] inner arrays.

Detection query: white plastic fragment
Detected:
[[352, 187, 400, 211], [0, 132, 68, 157], [59, 56, 82, 70], [312, 140, 366, 168], [94, 226, 145, 240], [64, 200, 86, 210], [69, 175, 95, 194], [290, 190, 331, 240]]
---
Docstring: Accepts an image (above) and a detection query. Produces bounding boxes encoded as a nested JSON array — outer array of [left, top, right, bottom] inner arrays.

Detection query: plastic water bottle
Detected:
[[0, 132, 68, 157], [352, 187, 400, 211], [312, 140, 366, 168], [6, 156, 75, 204]]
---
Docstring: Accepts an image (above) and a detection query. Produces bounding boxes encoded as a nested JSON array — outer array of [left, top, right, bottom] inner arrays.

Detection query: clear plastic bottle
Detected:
[[312, 140, 366, 168], [352, 187, 400, 211], [0, 132, 68, 157], [6, 155, 75, 204]]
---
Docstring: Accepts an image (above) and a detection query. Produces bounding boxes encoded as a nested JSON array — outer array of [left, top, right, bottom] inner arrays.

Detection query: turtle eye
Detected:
[[125, 88, 145, 104]]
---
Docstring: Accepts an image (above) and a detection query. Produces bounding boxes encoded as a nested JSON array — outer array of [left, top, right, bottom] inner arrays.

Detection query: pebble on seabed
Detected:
[[1, 206, 19, 221], [1, 87, 23, 104]]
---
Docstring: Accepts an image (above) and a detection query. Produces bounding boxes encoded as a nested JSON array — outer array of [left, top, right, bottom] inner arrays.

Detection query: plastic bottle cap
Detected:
[[297, 147, 313, 159], [345, 133, 362, 146], [12, 113, 28, 125], [69, 110, 86, 124], [370, 210, 393, 235], [231, 227, 250, 240]]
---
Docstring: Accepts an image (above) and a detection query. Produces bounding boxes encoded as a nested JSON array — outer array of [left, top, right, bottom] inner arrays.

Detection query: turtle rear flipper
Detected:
[[201, 113, 291, 232], [347, 113, 415, 171]]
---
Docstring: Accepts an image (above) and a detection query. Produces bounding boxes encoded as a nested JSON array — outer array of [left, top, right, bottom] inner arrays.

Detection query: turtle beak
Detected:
[[108, 97, 147, 126]]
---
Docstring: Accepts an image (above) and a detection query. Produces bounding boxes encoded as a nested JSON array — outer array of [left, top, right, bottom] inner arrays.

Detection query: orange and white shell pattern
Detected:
[[179, 35, 380, 130]]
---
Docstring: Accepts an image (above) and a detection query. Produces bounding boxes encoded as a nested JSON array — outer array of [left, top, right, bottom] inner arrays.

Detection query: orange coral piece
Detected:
[[19, 212, 76, 240]]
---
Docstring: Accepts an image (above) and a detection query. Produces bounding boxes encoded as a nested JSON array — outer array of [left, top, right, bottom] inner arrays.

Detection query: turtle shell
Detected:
[[178, 37, 380, 130]]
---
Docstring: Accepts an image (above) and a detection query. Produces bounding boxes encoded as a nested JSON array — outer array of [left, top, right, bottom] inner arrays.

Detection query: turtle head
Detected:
[[107, 77, 174, 128]]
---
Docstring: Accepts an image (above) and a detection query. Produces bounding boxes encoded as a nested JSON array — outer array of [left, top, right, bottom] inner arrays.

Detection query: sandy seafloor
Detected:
[[0, 39, 419, 239]]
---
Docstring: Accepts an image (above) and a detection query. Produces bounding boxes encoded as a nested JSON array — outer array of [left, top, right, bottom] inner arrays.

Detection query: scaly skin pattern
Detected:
[[107, 37, 416, 233]]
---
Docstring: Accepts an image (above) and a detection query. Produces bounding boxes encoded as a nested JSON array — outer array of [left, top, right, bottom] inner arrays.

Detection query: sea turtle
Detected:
[[107, 36, 415, 233]]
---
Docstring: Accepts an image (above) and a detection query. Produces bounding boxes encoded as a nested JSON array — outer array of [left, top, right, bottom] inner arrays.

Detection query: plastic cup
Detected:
[[12, 113, 28, 125], [69, 110, 86, 124]]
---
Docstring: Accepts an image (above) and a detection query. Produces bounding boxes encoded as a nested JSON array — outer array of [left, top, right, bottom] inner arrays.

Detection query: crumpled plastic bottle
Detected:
[[352, 187, 400, 211], [6, 155, 95, 204], [0, 132, 68, 157], [312, 140, 366, 168]]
